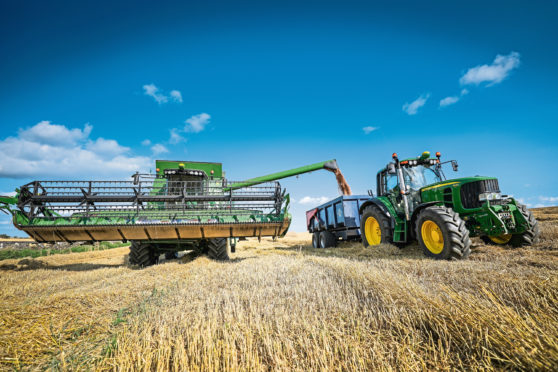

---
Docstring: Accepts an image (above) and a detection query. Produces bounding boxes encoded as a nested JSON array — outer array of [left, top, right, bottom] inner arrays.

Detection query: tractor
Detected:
[[359, 151, 540, 259]]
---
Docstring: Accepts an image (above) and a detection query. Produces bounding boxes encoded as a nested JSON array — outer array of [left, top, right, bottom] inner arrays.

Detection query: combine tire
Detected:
[[416, 206, 471, 260], [207, 238, 230, 260], [319, 231, 336, 248], [360, 205, 392, 247], [312, 232, 320, 248], [128, 241, 159, 267], [510, 203, 540, 247]]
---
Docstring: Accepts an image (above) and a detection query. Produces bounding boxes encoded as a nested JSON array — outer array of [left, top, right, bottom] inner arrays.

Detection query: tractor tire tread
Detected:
[[207, 238, 230, 260], [510, 203, 540, 247]]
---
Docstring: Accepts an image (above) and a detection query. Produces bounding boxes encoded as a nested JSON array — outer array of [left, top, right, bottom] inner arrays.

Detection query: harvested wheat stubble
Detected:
[[0, 208, 557, 371]]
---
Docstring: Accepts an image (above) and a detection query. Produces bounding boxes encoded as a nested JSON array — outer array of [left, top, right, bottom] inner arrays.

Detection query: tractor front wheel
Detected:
[[510, 203, 540, 247], [128, 241, 159, 267], [416, 206, 471, 260], [207, 238, 230, 260], [480, 203, 540, 247], [360, 206, 392, 247]]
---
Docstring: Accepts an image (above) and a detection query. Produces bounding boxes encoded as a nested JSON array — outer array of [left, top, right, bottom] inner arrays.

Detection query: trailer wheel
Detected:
[[207, 238, 230, 260], [360, 205, 392, 247], [128, 241, 159, 267], [312, 232, 320, 248], [510, 203, 540, 247], [415, 206, 471, 260], [319, 231, 336, 248]]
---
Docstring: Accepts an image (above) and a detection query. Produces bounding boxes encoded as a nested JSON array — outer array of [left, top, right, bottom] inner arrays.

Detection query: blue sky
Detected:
[[1, 0, 557, 235]]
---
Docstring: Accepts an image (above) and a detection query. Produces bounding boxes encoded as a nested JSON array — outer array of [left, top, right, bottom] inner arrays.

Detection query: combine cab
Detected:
[[0, 159, 339, 266]]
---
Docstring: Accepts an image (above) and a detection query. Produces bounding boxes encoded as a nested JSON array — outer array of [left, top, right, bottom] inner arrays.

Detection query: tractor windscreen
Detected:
[[402, 165, 442, 190]]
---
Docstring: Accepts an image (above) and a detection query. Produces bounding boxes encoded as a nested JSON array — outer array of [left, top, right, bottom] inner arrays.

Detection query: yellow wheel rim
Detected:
[[364, 216, 381, 246], [489, 234, 512, 245], [421, 220, 444, 254]]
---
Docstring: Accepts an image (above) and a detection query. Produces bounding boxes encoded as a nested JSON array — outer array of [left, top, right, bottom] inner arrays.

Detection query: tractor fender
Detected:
[[359, 198, 395, 229], [410, 202, 442, 239]]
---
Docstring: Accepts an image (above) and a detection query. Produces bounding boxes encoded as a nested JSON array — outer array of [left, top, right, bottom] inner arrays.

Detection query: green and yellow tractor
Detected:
[[360, 151, 540, 259]]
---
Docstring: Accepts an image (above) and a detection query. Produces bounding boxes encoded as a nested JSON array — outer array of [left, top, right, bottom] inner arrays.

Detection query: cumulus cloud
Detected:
[[169, 128, 185, 144], [460, 52, 520, 86], [143, 84, 183, 105], [362, 126, 378, 134], [0, 191, 16, 197], [0, 121, 151, 178], [19, 121, 92, 146], [86, 138, 130, 157], [439, 96, 460, 107], [440, 88, 470, 108], [403, 94, 429, 115], [141, 139, 151, 146], [184, 113, 211, 133], [540, 196, 558, 203], [170, 90, 183, 103], [151, 144, 169, 155], [298, 196, 330, 205]]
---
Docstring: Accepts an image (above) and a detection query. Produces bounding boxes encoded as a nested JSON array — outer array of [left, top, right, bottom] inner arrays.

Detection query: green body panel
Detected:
[[372, 196, 408, 242]]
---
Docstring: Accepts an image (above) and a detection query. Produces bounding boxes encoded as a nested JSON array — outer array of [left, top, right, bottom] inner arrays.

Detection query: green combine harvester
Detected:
[[0, 159, 339, 266], [359, 151, 540, 259]]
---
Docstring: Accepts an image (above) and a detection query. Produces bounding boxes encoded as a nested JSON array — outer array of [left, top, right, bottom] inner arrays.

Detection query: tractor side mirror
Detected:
[[367, 189, 374, 197], [387, 163, 396, 174], [451, 160, 458, 172]]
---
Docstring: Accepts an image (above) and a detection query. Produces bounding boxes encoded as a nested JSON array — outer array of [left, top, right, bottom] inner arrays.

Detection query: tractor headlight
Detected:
[[479, 192, 502, 201]]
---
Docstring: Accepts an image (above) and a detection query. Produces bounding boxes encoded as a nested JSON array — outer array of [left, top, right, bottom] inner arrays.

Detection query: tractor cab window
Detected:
[[386, 173, 398, 191], [402, 165, 441, 190]]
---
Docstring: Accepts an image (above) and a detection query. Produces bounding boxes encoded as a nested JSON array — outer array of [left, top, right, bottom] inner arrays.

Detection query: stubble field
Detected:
[[0, 207, 557, 371]]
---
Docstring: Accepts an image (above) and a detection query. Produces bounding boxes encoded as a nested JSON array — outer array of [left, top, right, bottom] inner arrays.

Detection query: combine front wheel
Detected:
[[128, 241, 159, 267], [207, 238, 230, 260], [416, 206, 471, 260]]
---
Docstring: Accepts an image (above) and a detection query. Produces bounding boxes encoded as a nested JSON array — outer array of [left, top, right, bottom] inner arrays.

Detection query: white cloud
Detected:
[[170, 90, 183, 103], [460, 52, 520, 86], [86, 138, 129, 157], [184, 113, 211, 133], [151, 144, 169, 155], [362, 126, 378, 134], [1, 191, 16, 197], [141, 139, 151, 146], [439, 96, 460, 107], [439, 87, 470, 108], [143, 84, 183, 105], [540, 196, 558, 203], [143, 84, 168, 104], [0, 121, 151, 178], [19, 121, 92, 146], [298, 196, 330, 205], [403, 94, 429, 115], [169, 128, 185, 144]]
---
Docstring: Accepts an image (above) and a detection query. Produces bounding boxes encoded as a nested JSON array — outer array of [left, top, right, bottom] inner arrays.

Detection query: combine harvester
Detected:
[[0, 159, 340, 266]]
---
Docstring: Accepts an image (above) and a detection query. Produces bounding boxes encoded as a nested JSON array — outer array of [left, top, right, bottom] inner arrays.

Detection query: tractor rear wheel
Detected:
[[319, 231, 336, 248], [360, 205, 392, 247], [510, 203, 540, 247], [416, 206, 471, 260], [128, 241, 159, 267], [207, 238, 230, 260], [312, 232, 320, 248]]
